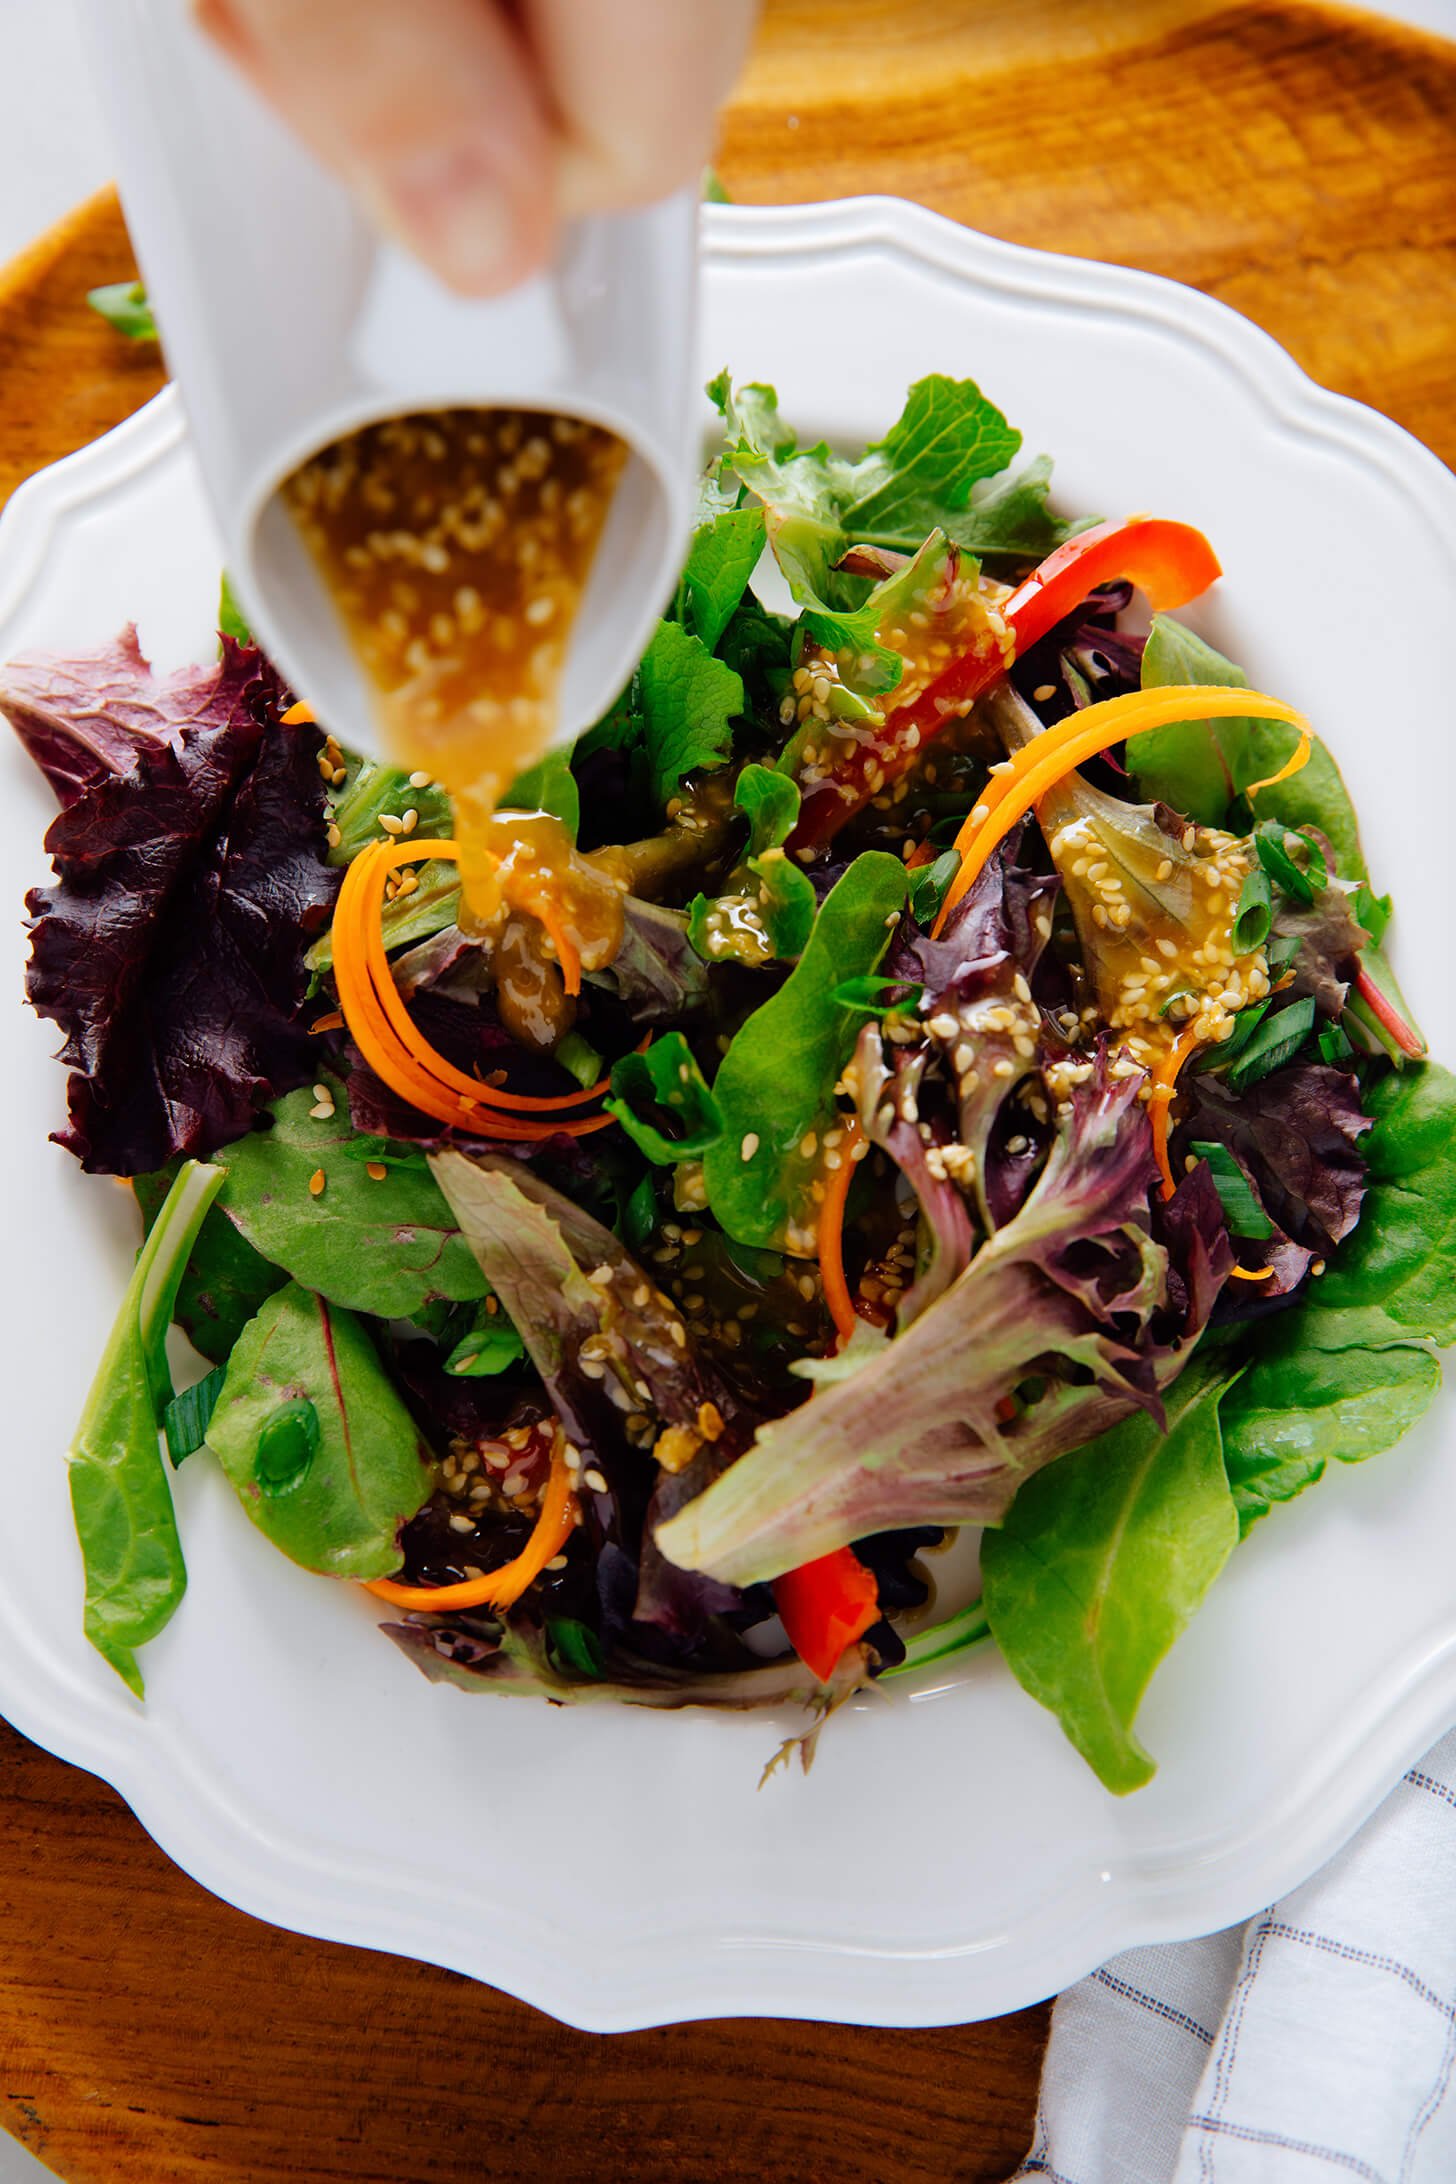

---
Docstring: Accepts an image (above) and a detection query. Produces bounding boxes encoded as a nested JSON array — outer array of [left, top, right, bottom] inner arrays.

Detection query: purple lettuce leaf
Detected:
[[427, 1151, 752, 1645], [12, 632, 339, 1174], [3, 625, 231, 806], [878, 832, 1065, 1236], [380, 1609, 873, 1712], [1272, 880, 1367, 1018], [1179, 1061, 1370, 1262], [656, 1060, 1228, 1588]]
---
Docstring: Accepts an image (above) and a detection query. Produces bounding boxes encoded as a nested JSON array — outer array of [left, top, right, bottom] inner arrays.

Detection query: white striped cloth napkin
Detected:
[[1012, 1726, 1456, 2183]]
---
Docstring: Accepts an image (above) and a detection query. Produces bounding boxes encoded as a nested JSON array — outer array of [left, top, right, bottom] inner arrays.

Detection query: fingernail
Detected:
[[368, 142, 516, 293]]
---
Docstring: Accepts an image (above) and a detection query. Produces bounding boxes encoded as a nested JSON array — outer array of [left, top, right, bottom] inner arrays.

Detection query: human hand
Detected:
[[194, 0, 758, 294]]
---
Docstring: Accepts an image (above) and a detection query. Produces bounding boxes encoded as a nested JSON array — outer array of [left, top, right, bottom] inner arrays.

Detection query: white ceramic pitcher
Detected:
[[75, 0, 701, 755]]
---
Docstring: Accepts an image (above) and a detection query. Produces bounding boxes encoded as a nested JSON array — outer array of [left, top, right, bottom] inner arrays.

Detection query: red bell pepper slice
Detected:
[[774, 1547, 879, 1685], [785, 518, 1222, 856], [1002, 516, 1222, 654]]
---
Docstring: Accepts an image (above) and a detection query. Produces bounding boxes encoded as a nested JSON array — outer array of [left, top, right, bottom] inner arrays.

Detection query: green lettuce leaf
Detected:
[[981, 1365, 1239, 1794], [711, 371, 1073, 607], [701, 852, 910, 1248], [676, 505, 767, 652], [607, 1031, 723, 1166]]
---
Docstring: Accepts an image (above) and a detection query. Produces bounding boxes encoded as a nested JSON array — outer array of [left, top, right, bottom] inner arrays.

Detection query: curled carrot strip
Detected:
[[1229, 1263, 1276, 1281], [365, 1435, 578, 1611], [536, 898, 582, 997], [1147, 1025, 1207, 1200], [331, 839, 617, 1138], [1244, 731, 1311, 799], [817, 1120, 863, 1346], [931, 687, 1308, 936]]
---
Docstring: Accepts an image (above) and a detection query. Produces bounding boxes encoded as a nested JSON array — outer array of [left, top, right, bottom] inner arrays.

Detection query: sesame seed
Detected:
[[325, 823, 342, 849], [1033, 683, 1057, 703], [308, 1169, 326, 1196], [379, 813, 404, 836], [740, 1132, 760, 1162], [583, 1467, 609, 1495]]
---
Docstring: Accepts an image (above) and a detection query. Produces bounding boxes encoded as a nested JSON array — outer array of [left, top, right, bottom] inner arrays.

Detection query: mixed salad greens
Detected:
[[7, 369, 1453, 1792]]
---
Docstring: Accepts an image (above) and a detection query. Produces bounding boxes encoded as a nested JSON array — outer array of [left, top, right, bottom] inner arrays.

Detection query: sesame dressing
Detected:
[[283, 406, 627, 919]]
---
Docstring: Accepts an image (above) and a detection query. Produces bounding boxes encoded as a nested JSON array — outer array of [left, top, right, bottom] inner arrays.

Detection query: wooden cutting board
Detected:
[[0, 4, 1449, 2180]]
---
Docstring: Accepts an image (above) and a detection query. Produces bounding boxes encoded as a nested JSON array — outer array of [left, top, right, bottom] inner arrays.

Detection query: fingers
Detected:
[[525, 0, 758, 218], [194, 0, 556, 294]]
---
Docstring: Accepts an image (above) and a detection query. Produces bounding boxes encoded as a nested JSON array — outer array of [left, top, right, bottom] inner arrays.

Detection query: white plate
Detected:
[[1, 198, 1453, 2033]]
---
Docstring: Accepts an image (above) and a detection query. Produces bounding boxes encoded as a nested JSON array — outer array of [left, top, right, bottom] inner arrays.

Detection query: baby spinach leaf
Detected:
[[213, 1082, 488, 1317], [702, 853, 910, 1248], [1218, 1063, 1456, 1531], [1294, 1062, 1456, 1350], [206, 1282, 433, 1577], [134, 1165, 286, 1363], [1127, 616, 1366, 876], [981, 1366, 1239, 1794], [1222, 1340, 1440, 1532], [607, 1031, 723, 1166], [67, 1160, 224, 1696], [1189, 1142, 1275, 1239]]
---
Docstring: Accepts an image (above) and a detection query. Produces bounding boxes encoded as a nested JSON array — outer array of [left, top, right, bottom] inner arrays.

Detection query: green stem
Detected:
[[881, 1598, 992, 1678]]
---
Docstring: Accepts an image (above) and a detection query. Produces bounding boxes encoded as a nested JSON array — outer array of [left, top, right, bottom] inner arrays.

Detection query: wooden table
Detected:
[[0, 5, 1449, 2179]]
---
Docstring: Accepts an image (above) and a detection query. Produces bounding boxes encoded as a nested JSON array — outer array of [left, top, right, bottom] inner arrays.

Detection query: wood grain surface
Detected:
[[0, 4, 1450, 2180]]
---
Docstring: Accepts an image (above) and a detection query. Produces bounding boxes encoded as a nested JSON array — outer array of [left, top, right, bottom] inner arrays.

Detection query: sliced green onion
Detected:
[[911, 850, 962, 924], [162, 1366, 227, 1468], [881, 1600, 991, 1679], [1253, 820, 1326, 906], [1318, 1020, 1355, 1066], [555, 1031, 604, 1089], [547, 1616, 605, 1677], [1226, 995, 1317, 1091], [87, 280, 157, 341], [1187, 1141, 1275, 1239], [1232, 865, 1273, 953]]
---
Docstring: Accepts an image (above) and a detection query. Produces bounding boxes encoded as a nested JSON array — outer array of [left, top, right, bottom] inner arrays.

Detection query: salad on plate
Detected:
[[7, 368, 1453, 1794]]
